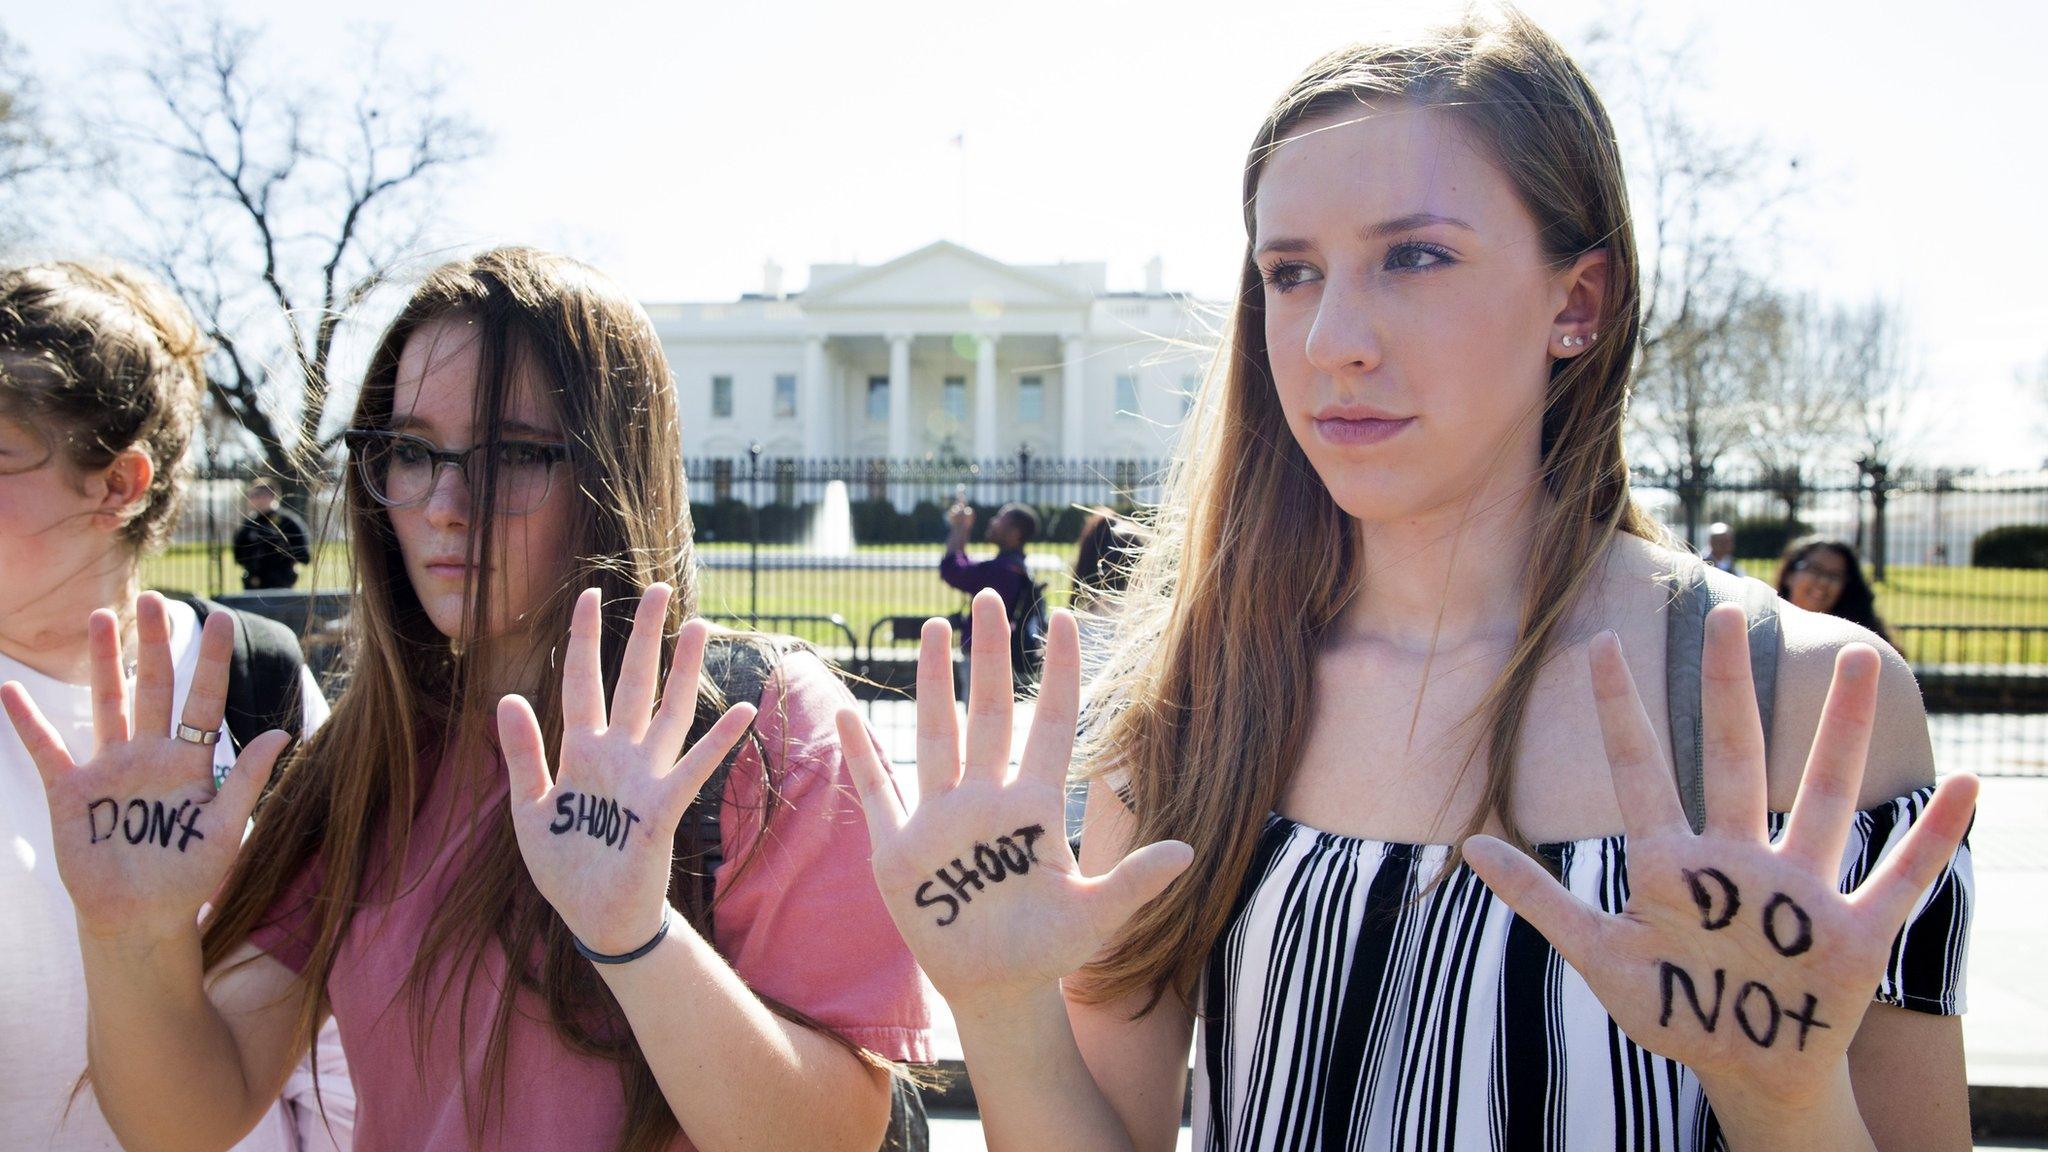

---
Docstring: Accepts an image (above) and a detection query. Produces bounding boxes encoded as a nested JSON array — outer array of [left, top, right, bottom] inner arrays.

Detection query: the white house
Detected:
[[649, 241, 1214, 461]]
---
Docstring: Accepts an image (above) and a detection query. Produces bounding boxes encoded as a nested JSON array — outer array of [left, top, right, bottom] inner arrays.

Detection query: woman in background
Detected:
[[1777, 536, 1893, 645]]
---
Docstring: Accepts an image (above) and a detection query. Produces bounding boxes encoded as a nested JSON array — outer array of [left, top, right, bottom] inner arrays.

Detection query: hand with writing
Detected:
[[836, 588, 1194, 1009], [498, 585, 756, 956], [1465, 605, 1977, 1118], [0, 593, 292, 943]]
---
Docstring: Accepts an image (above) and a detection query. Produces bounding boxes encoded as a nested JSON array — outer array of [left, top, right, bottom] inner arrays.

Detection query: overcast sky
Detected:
[[11, 0, 2045, 467]]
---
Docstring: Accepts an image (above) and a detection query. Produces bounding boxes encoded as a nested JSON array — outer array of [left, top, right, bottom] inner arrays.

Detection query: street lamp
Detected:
[[748, 442, 763, 623]]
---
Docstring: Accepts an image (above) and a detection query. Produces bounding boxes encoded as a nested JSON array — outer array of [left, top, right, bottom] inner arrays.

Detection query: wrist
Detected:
[[946, 978, 1065, 1032], [568, 902, 676, 961], [77, 915, 200, 966], [1698, 1059, 1867, 1149]]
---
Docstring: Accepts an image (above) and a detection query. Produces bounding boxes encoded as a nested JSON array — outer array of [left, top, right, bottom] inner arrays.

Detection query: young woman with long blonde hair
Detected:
[[838, 9, 1976, 1150]]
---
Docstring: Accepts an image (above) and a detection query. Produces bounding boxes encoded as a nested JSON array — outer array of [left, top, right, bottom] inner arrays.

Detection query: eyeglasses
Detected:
[[1790, 559, 1849, 586], [345, 430, 570, 516]]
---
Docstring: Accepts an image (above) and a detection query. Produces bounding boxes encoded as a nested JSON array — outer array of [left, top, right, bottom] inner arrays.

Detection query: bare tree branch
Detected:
[[0, 24, 93, 248], [103, 11, 483, 508], [1578, 8, 1805, 543]]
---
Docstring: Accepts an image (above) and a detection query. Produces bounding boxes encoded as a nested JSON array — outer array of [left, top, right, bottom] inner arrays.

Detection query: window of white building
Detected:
[[712, 375, 734, 419], [1018, 375, 1043, 423], [773, 374, 797, 418], [1114, 374, 1139, 418], [943, 376, 967, 424], [867, 376, 889, 421]]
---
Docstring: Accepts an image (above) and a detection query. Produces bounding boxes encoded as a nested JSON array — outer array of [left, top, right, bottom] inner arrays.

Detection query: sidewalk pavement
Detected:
[[868, 701, 2048, 1142], [1962, 775, 2048, 1137]]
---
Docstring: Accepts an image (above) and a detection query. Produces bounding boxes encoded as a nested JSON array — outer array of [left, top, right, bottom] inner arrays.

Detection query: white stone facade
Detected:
[[648, 241, 1212, 460]]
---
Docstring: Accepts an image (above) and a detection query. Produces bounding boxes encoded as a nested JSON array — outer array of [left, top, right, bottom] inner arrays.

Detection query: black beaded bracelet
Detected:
[[572, 908, 672, 965]]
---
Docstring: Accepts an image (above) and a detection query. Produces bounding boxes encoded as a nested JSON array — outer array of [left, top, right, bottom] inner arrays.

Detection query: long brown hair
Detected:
[[199, 247, 853, 1150], [1072, 6, 1664, 1010]]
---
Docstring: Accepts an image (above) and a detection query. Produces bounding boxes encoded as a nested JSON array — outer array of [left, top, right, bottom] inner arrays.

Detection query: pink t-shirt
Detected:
[[249, 652, 932, 1151]]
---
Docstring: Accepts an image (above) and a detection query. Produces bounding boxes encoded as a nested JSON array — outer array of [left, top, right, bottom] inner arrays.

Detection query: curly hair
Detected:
[[0, 261, 208, 552]]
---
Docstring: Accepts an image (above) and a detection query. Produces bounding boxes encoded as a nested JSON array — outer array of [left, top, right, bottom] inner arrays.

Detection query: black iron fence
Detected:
[[684, 451, 1167, 653], [150, 454, 2048, 776], [144, 465, 346, 599]]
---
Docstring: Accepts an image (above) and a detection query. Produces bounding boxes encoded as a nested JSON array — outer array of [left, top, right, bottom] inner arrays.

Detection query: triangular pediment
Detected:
[[801, 241, 1092, 310]]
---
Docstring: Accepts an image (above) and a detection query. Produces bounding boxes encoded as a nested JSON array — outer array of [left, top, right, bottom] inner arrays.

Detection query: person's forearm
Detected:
[[940, 544, 984, 593], [953, 984, 1138, 1152], [599, 910, 890, 1152], [79, 924, 274, 1152], [1704, 1062, 1877, 1152]]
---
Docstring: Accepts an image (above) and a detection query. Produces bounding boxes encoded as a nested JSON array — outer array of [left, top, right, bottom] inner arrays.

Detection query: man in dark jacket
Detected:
[[939, 499, 1038, 651], [233, 480, 311, 589]]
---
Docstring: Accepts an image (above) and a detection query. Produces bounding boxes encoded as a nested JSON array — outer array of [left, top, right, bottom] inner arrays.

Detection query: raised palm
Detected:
[[1465, 606, 1977, 1102], [837, 589, 1193, 1005], [498, 585, 756, 955], [0, 593, 290, 941]]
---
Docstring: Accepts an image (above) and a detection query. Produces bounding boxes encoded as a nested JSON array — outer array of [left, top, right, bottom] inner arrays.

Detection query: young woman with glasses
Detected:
[[5, 247, 933, 1152], [1777, 538, 1893, 646]]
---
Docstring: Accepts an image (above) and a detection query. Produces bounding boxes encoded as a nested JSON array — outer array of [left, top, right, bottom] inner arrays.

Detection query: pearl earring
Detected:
[[1561, 332, 1599, 349]]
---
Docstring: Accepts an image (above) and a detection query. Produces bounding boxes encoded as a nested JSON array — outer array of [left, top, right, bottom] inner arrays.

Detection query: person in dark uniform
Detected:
[[233, 479, 311, 589]]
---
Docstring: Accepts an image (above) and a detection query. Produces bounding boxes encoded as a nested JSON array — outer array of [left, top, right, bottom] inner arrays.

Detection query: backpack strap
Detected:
[[1664, 558, 1782, 833], [677, 636, 932, 1151], [181, 597, 306, 751], [1008, 578, 1051, 685], [679, 635, 784, 924]]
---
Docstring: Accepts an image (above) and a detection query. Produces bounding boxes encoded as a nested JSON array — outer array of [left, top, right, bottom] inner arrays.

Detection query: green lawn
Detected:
[[141, 543, 354, 597], [1737, 560, 2048, 665], [694, 542, 1083, 653], [141, 541, 1079, 656], [145, 543, 2048, 666]]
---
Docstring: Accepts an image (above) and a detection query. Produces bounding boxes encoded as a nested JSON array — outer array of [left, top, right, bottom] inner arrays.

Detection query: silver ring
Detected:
[[175, 723, 221, 746]]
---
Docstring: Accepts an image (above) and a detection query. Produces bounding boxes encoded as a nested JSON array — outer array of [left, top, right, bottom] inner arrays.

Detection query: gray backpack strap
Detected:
[[1665, 559, 1783, 832]]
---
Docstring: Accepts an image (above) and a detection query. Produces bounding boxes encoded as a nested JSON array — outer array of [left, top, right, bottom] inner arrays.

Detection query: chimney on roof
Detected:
[[1144, 255, 1164, 294], [763, 259, 784, 299]]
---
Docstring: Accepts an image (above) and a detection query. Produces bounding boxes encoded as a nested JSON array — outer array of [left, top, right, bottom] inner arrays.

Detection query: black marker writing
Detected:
[[1761, 893, 1814, 957], [86, 797, 204, 852], [1658, 961, 1725, 1033], [549, 791, 642, 851], [1733, 980, 1781, 1047], [1655, 869, 1833, 1051], [1683, 866, 1741, 931], [1655, 868, 1835, 1050], [1656, 960, 1833, 1051], [1780, 992, 1831, 1050], [914, 824, 1050, 927], [88, 799, 118, 844]]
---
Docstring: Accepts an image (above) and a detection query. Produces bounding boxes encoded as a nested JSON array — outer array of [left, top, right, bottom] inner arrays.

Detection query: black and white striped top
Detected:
[[1194, 785, 1972, 1152]]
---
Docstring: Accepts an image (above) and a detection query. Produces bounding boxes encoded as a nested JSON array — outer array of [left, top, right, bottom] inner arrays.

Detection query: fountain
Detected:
[[806, 479, 855, 556]]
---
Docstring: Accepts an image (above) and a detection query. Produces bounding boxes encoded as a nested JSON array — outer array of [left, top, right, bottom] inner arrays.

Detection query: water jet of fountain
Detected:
[[807, 479, 855, 556]]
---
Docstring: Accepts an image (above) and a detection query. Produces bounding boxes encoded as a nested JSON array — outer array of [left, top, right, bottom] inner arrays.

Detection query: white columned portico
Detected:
[[801, 335, 829, 456], [887, 333, 912, 459], [974, 334, 999, 460], [1062, 335, 1087, 458]]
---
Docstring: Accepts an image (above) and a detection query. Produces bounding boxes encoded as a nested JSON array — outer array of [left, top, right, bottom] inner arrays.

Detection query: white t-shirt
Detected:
[[0, 598, 351, 1151]]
